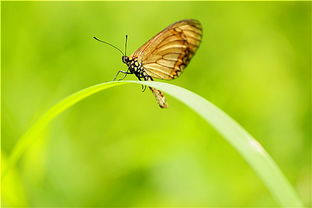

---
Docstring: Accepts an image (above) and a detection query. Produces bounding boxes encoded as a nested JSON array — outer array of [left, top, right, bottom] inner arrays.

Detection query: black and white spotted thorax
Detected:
[[122, 56, 152, 81]]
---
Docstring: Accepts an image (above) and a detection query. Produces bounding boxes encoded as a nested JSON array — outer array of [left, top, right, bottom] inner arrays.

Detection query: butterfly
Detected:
[[94, 19, 202, 108]]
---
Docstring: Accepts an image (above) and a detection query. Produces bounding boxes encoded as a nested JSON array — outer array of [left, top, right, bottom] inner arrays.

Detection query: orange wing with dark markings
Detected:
[[130, 19, 202, 80]]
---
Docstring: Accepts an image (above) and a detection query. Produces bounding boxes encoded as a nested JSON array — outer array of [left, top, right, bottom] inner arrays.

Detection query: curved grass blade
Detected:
[[2, 81, 304, 207]]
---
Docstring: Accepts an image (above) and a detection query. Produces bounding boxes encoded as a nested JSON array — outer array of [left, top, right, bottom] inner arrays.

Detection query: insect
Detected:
[[94, 19, 202, 108]]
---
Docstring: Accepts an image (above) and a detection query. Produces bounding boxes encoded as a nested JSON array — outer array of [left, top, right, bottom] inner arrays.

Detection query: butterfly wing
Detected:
[[130, 19, 202, 80], [130, 19, 202, 108]]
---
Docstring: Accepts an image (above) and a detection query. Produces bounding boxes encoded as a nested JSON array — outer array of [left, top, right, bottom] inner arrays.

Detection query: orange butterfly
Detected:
[[95, 19, 202, 108]]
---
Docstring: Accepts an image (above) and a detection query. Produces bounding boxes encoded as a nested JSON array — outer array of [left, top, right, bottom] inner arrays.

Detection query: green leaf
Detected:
[[2, 81, 304, 207], [1, 152, 29, 206]]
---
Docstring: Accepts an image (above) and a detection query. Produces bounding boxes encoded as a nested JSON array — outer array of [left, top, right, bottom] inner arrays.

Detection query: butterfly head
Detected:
[[122, 56, 130, 65]]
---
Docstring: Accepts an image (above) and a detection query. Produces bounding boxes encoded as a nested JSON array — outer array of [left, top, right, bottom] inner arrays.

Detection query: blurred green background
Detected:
[[2, 1, 311, 207]]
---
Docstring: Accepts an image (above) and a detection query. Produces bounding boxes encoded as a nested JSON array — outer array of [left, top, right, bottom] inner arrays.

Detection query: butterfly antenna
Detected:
[[93, 36, 124, 56], [124, 35, 128, 56]]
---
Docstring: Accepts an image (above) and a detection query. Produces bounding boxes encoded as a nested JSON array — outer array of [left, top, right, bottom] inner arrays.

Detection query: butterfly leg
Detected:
[[141, 85, 147, 92], [113, 70, 132, 81], [135, 76, 146, 92], [135, 72, 149, 92], [118, 71, 130, 81], [143, 74, 153, 81]]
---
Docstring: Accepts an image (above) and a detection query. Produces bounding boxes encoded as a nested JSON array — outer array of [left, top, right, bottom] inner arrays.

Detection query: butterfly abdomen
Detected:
[[143, 75, 168, 108]]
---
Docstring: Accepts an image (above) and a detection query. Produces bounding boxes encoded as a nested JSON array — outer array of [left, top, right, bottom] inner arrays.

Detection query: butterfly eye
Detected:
[[122, 56, 128, 63]]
